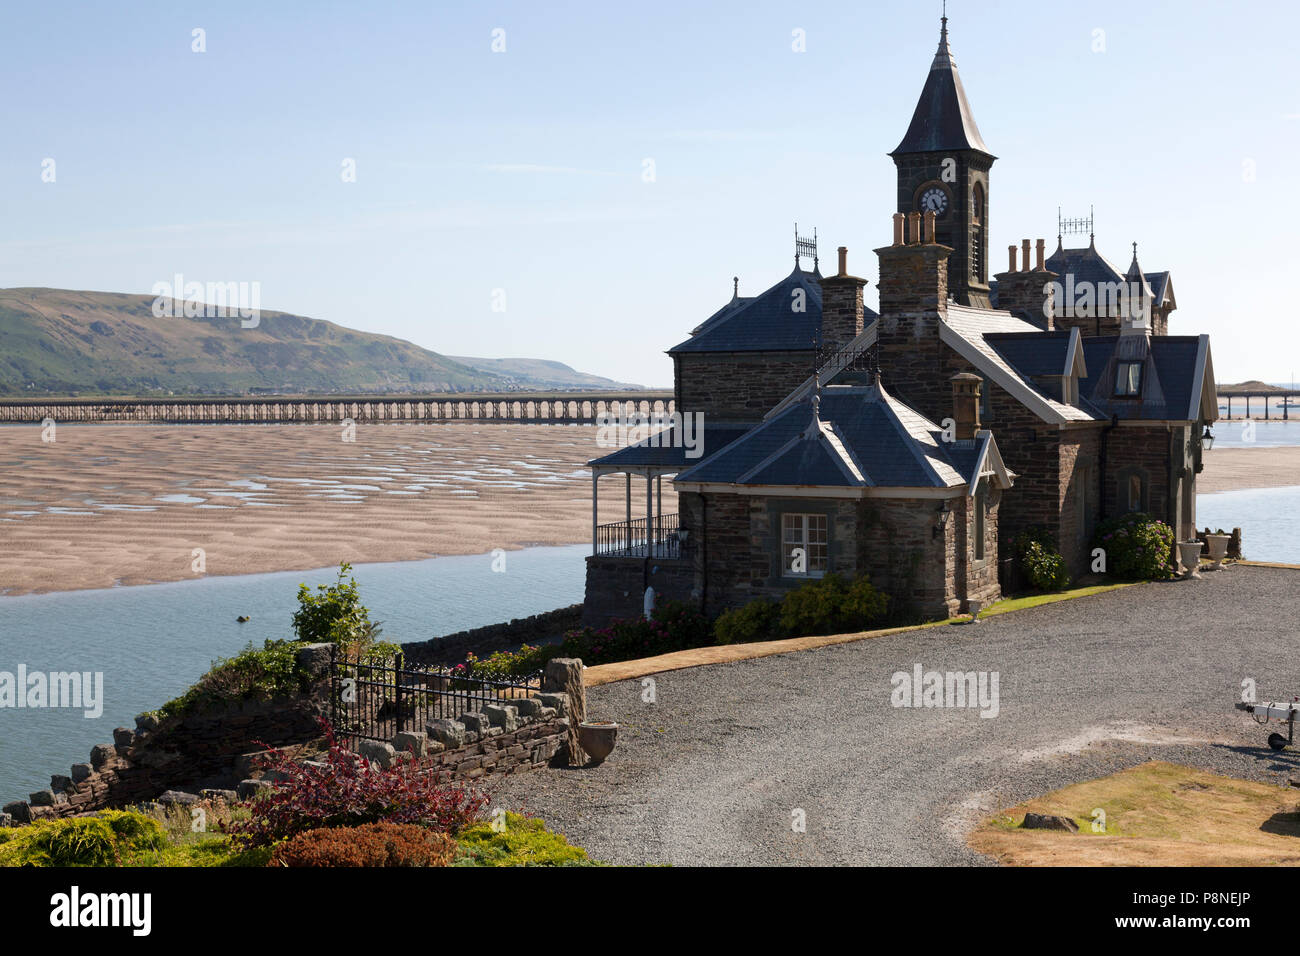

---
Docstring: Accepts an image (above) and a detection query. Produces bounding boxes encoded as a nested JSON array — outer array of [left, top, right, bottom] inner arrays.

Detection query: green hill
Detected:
[[448, 356, 638, 389], [0, 289, 617, 396]]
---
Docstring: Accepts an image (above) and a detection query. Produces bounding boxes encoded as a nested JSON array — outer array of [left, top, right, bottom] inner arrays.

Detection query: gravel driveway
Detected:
[[491, 566, 1300, 866]]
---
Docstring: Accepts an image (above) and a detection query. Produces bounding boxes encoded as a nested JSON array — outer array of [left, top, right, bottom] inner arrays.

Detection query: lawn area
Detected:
[[977, 582, 1136, 619], [970, 761, 1300, 866]]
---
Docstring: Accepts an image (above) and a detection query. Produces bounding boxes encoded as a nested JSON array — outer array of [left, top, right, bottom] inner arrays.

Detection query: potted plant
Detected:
[[578, 720, 619, 764], [1204, 528, 1232, 570], [1177, 540, 1205, 579]]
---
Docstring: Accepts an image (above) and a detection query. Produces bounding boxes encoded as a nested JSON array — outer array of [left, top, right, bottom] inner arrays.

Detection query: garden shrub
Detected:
[[224, 720, 488, 848], [713, 599, 779, 645], [1011, 528, 1070, 591], [453, 812, 595, 867], [777, 573, 889, 638], [269, 822, 456, 867], [560, 599, 711, 665], [1092, 512, 1175, 580], [0, 811, 166, 867], [452, 643, 556, 683], [292, 562, 383, 649], [154, 638, 309, 721], [1020, 541, 1070, 591]]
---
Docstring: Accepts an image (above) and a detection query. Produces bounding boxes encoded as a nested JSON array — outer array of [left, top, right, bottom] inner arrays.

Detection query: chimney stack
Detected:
[[818, 246, 867, 350], [950, 372, 982, 441], [993, 237, 1058, 330]]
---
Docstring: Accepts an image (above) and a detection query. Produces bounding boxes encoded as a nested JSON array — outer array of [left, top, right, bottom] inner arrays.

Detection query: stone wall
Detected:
[[402, 605, 583, 667], [682, 489, 992, 621], [580, 555, 693, 627], [1, 646, 586, 826], [675, 351, 815, 423], [2, 643, 334, 825], [356, 691, 575, 783]]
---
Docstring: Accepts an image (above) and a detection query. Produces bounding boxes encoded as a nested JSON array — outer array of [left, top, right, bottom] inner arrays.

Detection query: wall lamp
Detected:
[[933, 501, 952, 539]]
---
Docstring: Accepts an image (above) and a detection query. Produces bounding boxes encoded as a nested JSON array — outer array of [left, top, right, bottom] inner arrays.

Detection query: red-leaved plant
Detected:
[[225, 718, 489, 848]]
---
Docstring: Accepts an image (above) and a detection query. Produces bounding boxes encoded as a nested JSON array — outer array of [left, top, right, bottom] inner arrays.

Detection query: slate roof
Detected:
[[1044, 240, 1170, 317], [984, 331, 1075, 378], [676, 383, 1003, 491], [669, 266, 878, 355], [1079, 334, 1212, 422], [891, 19, 992, 157], [941, 305, 1100, 423], [1044, 240, 1126, 289], [588, 422, 753, 470]]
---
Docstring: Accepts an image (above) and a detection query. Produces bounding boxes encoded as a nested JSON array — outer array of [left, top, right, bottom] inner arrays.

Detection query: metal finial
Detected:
[[732, 276, 739, 298]]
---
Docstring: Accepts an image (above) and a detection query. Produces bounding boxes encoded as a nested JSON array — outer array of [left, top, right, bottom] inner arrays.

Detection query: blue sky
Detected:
[[2, 0, 1297, 387]]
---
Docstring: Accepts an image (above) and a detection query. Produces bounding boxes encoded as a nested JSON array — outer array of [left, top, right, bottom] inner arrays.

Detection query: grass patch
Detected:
[[971, 761, 1300, 866], [978, 583, 1136, 619]]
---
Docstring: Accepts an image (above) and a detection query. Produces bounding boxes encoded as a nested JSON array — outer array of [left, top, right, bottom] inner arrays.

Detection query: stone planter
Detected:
[[577, 721, 618, 764], [1178, 540, 1204, 579], [1204, 534, 1231, 570]]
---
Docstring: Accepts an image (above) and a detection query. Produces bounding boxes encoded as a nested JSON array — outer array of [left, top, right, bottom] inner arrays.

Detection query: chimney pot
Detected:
[[837, 246, 848, 276], [1035, 238, 1046, 271], [1007, 245, 1017, 273], [923, 211, 937, 244], [1021, 239, 1031, 273], [892, 213, 905, 246], [907, 212, 922, 246], [949, 372, 982, 441]]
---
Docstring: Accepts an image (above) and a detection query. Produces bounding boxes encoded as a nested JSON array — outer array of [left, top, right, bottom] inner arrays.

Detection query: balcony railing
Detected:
[[595, 513, 681, 558]]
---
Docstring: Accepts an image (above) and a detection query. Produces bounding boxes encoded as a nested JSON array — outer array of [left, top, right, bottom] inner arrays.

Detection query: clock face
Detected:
[[919, 185, 949, 216]]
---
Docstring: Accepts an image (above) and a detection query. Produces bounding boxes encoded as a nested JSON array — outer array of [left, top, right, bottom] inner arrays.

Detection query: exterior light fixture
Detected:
[[1202, 425, 1214, 450], [933, 502, 952, 539]]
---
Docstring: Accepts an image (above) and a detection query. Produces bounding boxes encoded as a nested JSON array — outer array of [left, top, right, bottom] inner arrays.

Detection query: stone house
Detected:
[[581, 15, 1218, 625]]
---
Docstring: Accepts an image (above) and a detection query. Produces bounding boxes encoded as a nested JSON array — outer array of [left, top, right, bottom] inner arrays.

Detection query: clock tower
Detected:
[[890, 16, 996, 308]]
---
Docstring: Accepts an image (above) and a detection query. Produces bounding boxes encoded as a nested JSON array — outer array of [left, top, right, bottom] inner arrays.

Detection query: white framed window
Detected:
[[1115, 361, 1142, 397], [782, 513, 828, 576]]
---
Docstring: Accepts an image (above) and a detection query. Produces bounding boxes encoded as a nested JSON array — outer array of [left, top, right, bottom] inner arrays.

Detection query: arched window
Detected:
[[972, 183, 986, 282]]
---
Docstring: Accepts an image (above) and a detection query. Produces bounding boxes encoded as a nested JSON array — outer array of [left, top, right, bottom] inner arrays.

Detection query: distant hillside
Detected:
[[449, 356, 641, 390], [0, 289, 632, 396], [1218, 380, 1290, 395]]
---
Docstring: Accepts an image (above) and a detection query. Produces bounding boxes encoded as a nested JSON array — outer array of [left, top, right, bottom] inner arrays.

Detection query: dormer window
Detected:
[[1114, 361, 1143, 397]]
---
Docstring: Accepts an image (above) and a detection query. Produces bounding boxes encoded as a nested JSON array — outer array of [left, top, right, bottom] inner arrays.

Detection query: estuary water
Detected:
[[0, 544, 587, 803]]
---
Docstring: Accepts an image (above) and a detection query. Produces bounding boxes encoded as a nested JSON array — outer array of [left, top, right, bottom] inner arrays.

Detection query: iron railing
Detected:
[[594, 513, 681, 558], [328, 648, 542, 746]]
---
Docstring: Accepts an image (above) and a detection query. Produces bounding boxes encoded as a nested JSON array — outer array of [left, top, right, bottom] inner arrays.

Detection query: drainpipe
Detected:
[[700, 495, 709, 615], [1166, 426, 1178, 549], [1098, 413, 1119, 522]]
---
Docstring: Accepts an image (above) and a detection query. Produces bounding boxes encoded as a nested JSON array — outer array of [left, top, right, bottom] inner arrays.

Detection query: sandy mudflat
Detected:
[[0, 424, 1288, 596], [1198, 446, 1300, 494], [0, 423, 674, 596]]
